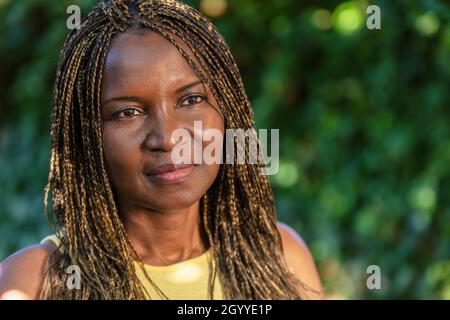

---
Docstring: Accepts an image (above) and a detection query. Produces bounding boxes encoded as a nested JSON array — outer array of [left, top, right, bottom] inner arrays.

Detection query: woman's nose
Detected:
[[143, 112, 181, 153]]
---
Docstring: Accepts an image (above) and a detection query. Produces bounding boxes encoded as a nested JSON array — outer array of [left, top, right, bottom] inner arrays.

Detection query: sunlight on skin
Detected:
[[0, 262, 31, 300], [0, 289, 30, 300]]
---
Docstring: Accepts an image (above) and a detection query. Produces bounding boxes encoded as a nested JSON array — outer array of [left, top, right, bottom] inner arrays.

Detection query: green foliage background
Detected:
[[0, 0, 449, 299]]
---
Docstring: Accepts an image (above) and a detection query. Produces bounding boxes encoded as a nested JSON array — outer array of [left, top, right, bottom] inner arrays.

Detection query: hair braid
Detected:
[[42, 0, 311, 299]]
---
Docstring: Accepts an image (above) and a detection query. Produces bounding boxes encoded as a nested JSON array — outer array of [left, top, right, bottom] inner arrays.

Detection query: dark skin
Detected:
[[0, 31, 324, 300], [101, 31, 224, 266]]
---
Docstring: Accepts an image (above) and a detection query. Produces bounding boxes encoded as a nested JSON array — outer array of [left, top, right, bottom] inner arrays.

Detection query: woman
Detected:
[[0, 0, 323, 299]]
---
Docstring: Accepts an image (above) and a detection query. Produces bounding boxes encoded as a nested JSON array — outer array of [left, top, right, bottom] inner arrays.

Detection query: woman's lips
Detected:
[[146, 163, 195, 184]]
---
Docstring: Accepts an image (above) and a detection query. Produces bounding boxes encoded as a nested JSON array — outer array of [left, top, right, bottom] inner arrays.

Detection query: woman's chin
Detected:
[[141, 192, 201, 212]]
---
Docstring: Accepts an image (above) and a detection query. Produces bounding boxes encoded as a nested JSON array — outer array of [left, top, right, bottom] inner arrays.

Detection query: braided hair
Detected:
[[42, 0, 306, 299]]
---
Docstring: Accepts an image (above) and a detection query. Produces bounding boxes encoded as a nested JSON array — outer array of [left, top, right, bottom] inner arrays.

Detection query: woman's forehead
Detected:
[[103, 30, 204, 82], [100, 30, 218, 108]]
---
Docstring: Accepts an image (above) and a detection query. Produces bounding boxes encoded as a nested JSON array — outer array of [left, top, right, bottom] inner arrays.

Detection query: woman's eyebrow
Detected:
[[102, 81, 205, 106], [175, 80, 203, 93], [102, 96, 143, 107]]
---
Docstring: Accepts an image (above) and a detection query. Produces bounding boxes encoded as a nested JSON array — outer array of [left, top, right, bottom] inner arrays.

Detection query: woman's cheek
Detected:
[[102, 128, 136, 178]]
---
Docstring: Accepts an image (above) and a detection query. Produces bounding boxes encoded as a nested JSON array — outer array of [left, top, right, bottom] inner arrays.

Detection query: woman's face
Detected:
[[101, 31, 224, 212]]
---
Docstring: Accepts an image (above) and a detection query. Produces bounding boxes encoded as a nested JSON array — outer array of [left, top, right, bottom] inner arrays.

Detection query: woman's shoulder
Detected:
[[276, 221, 325, 299], [0, 239, 57, 299]]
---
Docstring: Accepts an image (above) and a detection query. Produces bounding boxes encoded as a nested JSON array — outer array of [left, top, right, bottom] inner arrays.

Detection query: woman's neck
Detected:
[[119, 200, 210, 266]]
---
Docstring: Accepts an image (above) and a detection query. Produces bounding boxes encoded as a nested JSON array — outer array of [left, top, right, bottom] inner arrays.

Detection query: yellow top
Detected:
[[40, 235, 224, 300]]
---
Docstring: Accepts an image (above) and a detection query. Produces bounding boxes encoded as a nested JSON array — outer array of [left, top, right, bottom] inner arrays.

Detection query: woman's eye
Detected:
[[114, 107, 144, 119], [180, 95, 204, 107]]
